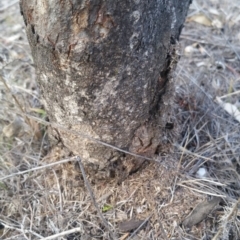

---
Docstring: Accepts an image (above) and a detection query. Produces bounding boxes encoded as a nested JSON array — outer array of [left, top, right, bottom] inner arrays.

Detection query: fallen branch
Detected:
[[77, 156, 117, 240]]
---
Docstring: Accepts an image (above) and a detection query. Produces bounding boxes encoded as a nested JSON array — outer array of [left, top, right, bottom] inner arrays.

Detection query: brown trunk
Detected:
[[20, 0, 191, 181]]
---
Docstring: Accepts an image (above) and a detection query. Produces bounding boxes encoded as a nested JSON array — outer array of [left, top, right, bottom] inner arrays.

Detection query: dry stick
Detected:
[[23, 113, 158, 163], [174, 144, 215, 162], [2, 222, 44, 239], [28, 202, 34, 238], [40, 227, 82, 240], [21, 215, 29, 240], [120, 233, 130, 240], [218, 89, 240, 99], [77, 156, 117, 240], [158, 221, 168, 240], [53, 122, 156, 162], [154, 199, 168, 240], [212, 198, 240, 240], [0, 156, 77, 181], [177, 184, 225, 197], [177, 127, 190, 171], [52, 169, 63, 212], [126, 214, 152, 240], [180, 35, 227, 47], [179, 178, 226, 186], [2, 109, 161, 179]]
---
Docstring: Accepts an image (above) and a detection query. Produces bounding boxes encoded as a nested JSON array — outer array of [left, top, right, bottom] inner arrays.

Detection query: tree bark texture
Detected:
[[20, 0, 191, 180]]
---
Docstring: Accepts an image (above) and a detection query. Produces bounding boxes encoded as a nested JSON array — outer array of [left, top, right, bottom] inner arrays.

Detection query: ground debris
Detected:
[[182, 196, 221, 228], [119, 219, 145, 232]]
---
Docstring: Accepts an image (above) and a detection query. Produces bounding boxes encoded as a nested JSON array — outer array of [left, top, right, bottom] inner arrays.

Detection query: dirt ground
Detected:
[[0, 0, 240, 239]]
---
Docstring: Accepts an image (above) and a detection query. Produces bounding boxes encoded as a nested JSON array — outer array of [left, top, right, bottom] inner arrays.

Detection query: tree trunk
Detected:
[[20, 0, 191, 181]]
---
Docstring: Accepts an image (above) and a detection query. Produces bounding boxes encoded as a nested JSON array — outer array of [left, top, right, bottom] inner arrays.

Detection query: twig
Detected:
[[177, 127, 190, 171], [158, 221, 168, 240], [55, 122, 155, 161], [154, 200, 168, 240], [177, 184, 225, 197], [126, 214, 152, 240], [40, 227, 82, 240], [28, 202, 34, 237], [174, 144, 215, 162], [2, 222, 44, 239], [0, 156, 77, 181], [77, 156, 117, 240], [52, 169, 63, 212], [21, 215, 30, 240], [212, 198, 240, 240], [180, 35, 227, 48], [21, 113, 159, 163], [179, 178, 226, 186], [218, 90, 240, 99]]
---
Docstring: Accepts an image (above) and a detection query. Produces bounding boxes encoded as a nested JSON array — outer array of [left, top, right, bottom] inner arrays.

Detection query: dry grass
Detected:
[[0, 0, 240, 239]]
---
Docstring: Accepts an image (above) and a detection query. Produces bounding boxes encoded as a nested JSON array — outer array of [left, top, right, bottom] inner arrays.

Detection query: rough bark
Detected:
[[20, 0, 191, 181]]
